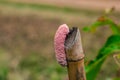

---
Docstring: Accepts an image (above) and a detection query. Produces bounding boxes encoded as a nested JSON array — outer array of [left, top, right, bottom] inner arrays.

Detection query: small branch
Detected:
[[65, 27, 86, 80], [113, 53, 120, 67]]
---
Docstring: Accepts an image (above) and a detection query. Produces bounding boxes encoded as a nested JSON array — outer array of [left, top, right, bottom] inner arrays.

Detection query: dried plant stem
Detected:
[[67, 59, 86, 80], [65, 27, 86, 80]]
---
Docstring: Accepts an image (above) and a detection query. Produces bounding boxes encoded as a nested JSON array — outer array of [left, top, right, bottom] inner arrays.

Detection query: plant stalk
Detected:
[[65, 27, 86, 80]]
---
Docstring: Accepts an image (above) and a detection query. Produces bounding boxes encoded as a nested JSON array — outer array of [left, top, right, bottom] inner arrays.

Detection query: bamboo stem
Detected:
[[65, 27, 86, 80], [67, 59, 86, 80]]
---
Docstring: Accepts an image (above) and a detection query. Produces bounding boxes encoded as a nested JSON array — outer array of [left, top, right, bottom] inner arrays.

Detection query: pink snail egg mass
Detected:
[[54, 24, 69, 66]]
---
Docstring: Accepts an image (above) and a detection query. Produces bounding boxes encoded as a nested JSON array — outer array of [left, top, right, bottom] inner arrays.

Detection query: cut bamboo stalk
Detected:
[[65, 27, 86, 80]]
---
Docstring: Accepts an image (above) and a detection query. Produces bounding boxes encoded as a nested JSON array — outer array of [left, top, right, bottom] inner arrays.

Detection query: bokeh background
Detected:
[[0, 0, 120, 80]]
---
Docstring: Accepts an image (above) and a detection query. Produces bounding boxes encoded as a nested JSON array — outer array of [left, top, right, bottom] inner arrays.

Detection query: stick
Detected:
[[65, 27, 86, 80]]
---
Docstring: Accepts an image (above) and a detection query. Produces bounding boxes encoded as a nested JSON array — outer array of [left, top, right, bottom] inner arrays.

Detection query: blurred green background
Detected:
[[0, 0, 120, 80]]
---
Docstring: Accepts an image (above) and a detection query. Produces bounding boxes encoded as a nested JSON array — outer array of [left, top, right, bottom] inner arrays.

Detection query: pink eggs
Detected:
[[54, 24, 69, 66]]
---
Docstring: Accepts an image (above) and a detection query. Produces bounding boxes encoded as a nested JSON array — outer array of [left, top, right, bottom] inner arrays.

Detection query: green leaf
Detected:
[[86, 35, 120, 80], [83, 18, 120, 34], [82, 27, 90, 32]]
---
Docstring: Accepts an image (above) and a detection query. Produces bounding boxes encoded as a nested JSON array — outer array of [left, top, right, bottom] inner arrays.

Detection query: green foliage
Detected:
[[86, 35, 120, 80], [83, 16, 120, 34], [83, 15, 120, 80], [113, 78, 120, 80], [0, 66, 8, 80]]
